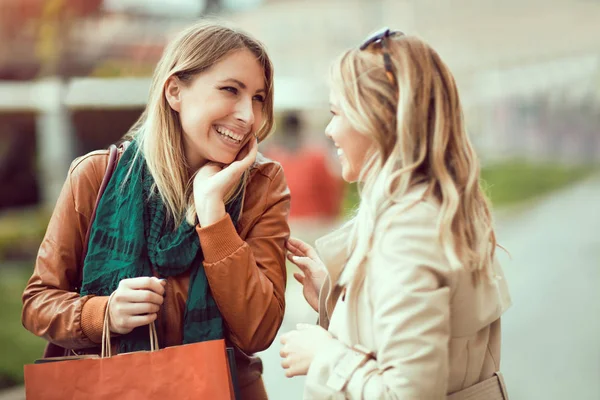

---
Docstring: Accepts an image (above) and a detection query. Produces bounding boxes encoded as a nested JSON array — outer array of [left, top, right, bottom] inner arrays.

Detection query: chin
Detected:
[[210, 153, 236, 165], [341, 170, 357, 183], [202, 139, 236, 163]]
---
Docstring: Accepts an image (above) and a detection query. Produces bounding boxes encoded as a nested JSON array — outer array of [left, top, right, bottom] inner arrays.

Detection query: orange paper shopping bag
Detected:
[[24, 302, 236, 399]]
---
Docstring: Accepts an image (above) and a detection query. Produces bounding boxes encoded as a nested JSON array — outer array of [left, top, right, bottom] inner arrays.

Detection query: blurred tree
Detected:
[[35, 0, 65, 77], [0, 0, 102, 80]]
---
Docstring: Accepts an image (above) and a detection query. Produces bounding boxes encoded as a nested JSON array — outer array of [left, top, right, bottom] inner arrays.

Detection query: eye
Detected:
[[220, 86, 238, 95], [330, 109, 337, 116], [253, 94, 265, 103]]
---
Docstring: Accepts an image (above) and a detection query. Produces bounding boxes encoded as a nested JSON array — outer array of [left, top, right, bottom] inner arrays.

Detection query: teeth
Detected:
[[215, 126, 243, 142], [337, 148, 344, 157]]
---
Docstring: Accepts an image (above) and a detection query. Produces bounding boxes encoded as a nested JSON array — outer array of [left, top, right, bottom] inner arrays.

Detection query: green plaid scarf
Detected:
[[80, 141, 243, 353]]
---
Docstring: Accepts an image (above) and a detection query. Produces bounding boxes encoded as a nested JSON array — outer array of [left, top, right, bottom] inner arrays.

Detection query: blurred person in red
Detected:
[[264, 112, 344, 228]]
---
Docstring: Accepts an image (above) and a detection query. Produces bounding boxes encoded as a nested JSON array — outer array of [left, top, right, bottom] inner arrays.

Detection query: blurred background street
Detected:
[[0, 0, 599, 399]]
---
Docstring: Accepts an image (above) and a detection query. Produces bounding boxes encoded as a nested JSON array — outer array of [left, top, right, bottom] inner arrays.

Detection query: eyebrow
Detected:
[[221, 78, 266, 94]]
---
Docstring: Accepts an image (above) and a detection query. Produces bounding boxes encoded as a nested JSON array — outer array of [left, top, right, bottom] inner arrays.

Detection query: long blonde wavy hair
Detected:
[[125, 20, 275, 226], [334, 33, 497, 288]]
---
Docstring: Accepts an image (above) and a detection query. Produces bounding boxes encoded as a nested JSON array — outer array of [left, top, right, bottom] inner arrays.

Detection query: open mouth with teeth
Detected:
[[214, 125, 244, 145]]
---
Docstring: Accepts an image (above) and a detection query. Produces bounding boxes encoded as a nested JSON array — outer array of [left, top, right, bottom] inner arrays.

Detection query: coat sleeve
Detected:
[[198, 164, 291, 354], [21, 154, 109, 349], [305, 203, 452, 399]]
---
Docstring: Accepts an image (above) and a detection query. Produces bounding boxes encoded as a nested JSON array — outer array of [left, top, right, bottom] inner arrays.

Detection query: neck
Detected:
[[183, 141, 208, 173]]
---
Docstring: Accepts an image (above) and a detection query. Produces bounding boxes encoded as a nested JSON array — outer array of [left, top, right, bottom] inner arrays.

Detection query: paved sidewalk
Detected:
[[0, 386, 24, 400]]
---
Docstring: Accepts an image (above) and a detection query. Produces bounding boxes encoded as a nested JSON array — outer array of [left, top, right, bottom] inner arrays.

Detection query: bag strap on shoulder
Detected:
[[76, 141, 130, 291], [81, 144, 119, 262]]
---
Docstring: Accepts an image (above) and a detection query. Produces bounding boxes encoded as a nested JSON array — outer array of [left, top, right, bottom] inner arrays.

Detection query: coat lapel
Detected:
[[315, 222, 353, 328]]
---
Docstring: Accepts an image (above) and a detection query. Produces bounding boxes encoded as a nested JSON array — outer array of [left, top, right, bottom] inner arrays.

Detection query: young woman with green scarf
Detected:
[[22, 21, 291, 400]]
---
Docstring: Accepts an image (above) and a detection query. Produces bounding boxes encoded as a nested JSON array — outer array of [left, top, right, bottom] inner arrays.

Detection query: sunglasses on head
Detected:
[[359, 27, 404, 87]]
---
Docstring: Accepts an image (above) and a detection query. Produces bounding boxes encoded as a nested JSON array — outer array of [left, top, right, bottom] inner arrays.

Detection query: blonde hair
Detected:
[[332, 33, 497, 287], [125, 20, 274, 226]]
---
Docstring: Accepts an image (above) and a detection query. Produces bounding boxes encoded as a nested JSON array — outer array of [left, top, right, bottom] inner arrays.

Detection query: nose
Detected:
[[234, 97, 255, 126], [324, 119, 333, 140]]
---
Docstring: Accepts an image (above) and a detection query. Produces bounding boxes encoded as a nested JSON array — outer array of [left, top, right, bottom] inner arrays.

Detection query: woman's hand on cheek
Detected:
[[279, 324, 333, 378], [193, 136, 258, 226]]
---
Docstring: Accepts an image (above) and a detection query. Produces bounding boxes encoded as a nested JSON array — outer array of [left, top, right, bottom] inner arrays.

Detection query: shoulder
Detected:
[[69, 149, 110, 183], [379, 184, 441, 231], [242, 152, 290, 213], [247, 152, 290, 198], [370, 184, 451, 278], [250, 152, 285, 182], [238, 153, 291, 232], [66, 149, 112, 216]]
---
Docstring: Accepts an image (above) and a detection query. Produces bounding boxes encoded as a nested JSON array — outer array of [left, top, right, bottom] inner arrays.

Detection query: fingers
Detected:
[[110, 307, 159, 329], [235, 136, 258, 169], [280, 355, 303, 378], [286, 242, 305, 258], [247, 135, 259, 157], [279, 332, 300, 378], [293, 272, 305, 285], [120, 277, 166, 295], [116, 302, 161, 315], [285, 237, 306, 256], [108, 302, 159, 334], [287, 255, 315, 274], [235, 136, 252, 162], [123, 313, 158, 330], [109, 278, 166, 334], [286, 251, 302, 264], [116, 289, 164, 306], [280, 333, 288, 345], [217, 137, 257, 184], [279, 340, 293, 377], [286, 237, 319, 260], [286, 251, 295, 262], [279, 346, 288, 358], [283, 365, 300, 378]]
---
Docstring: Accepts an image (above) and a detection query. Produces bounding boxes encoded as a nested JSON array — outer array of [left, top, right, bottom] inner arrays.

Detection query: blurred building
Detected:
[[0, 0, 599, 208]]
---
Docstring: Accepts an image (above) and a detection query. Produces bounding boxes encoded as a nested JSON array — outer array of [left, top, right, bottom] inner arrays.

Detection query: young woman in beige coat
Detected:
[[279, 28, 512, 399]]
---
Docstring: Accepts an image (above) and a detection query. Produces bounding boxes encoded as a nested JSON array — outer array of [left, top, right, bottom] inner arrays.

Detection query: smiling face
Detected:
[[165, 48, 266, 170], [325, 90, 375, 183]]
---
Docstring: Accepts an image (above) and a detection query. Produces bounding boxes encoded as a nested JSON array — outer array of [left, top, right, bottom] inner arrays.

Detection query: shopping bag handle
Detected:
[[101, 292, 159, 358]]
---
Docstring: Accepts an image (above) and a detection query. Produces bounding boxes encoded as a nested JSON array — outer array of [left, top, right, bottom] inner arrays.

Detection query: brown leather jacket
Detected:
[[22, 148, 291, 399]]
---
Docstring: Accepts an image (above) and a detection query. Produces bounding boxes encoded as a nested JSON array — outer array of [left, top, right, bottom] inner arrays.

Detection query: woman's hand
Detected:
[[286, 237, 327, 312], [108, 277, 166, 335], [193, 137, 258, 226], [280, 323, 333, 378]]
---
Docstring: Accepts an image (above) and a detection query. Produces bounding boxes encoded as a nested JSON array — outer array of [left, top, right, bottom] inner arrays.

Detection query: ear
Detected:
[[164, 76, 183, 112]]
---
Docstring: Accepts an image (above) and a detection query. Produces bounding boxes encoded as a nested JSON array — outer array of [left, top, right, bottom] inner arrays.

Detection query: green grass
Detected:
[[480, 161, 596, 207], [0, 265, 47, 387], [342, 160, 597, 213], [0, 207, 50, 261]]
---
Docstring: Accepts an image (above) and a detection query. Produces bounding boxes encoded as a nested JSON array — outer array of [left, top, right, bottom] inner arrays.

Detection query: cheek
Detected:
[[179, 103, 206, 136], [253, 106, 265, 130], [344, 135, 372, 173], [334, 125, 358, 163]]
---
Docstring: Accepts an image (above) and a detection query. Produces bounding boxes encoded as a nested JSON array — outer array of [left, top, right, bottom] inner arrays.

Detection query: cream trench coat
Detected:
[[304, 185, 511, 399]]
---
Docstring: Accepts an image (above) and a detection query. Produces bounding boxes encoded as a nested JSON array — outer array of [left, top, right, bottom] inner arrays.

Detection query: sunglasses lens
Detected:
[[360, 28, 390, 50]]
